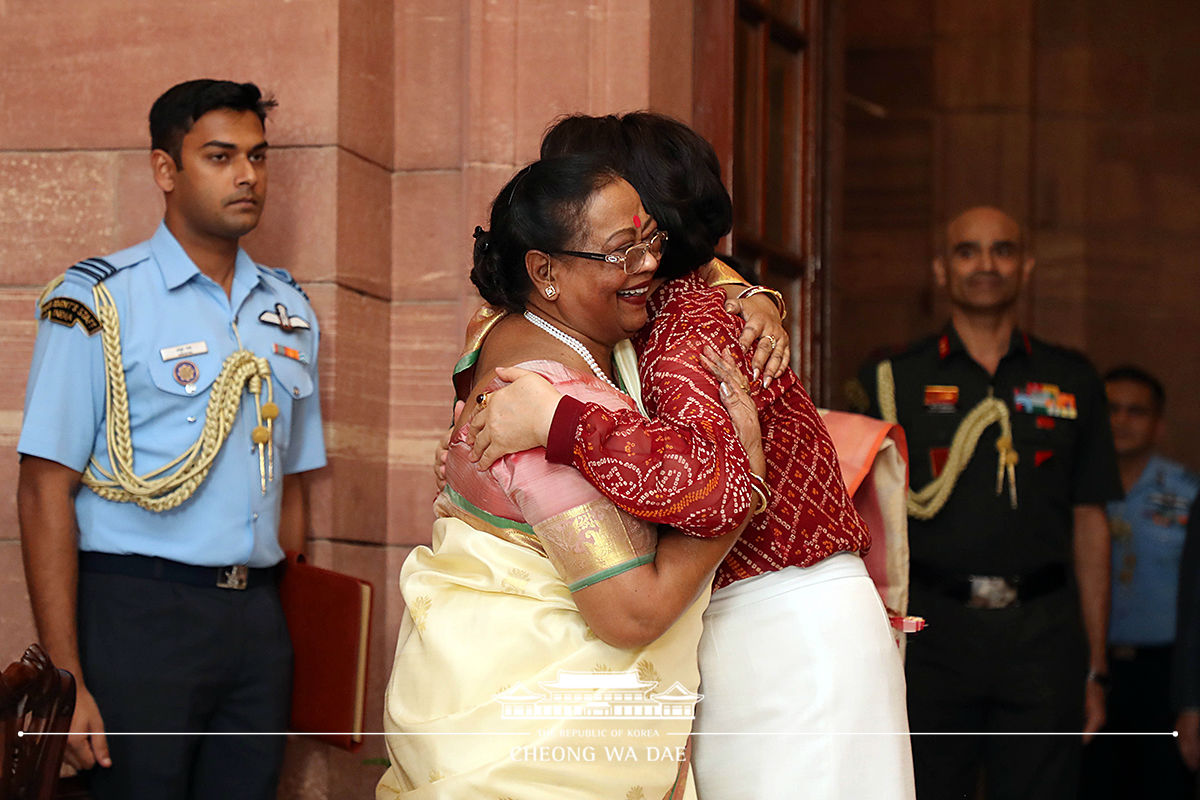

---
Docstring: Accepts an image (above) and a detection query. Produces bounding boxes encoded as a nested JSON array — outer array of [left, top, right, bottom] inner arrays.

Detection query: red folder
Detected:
[[279, 551, 373, 751]]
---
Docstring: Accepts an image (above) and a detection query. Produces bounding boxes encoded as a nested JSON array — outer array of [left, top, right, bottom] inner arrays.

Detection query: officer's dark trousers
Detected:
[[906, 585, 1087, 800], [77, 569, 293, 800], [1079, 645, 1192, 799]]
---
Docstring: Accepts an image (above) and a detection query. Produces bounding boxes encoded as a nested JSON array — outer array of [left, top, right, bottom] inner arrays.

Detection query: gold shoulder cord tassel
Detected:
[[81, 283, 277, 512], [994, 433, 1019, 510], [877, 361, 1018, 521], [251, 379, 280, 493]]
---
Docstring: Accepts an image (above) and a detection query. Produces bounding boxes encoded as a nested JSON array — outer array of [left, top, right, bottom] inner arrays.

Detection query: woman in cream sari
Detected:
[[377, 155, 763, 799], [462, 114, 914, 800]]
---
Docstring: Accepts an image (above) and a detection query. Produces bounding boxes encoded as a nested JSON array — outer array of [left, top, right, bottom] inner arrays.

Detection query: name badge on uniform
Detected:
[[924, 385, 959, 413], [1013, 382, 1077, 419], [160, 341, 208, 361]]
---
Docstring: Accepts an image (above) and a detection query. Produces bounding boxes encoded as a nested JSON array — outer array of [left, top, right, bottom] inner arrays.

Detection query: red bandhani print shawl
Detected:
[[547, 271, 870, 590]]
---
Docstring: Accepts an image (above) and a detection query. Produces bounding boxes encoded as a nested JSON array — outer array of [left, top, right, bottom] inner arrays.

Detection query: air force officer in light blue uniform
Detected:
[[17, 79, 325, 800]]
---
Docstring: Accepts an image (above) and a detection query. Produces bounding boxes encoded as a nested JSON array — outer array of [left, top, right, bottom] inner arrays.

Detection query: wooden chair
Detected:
[[0, 644, 76, 800]]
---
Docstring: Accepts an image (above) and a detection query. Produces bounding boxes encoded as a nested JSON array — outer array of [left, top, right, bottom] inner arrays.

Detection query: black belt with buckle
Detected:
[[79, 552, 281, 590], [912, 562, 1068, 609]]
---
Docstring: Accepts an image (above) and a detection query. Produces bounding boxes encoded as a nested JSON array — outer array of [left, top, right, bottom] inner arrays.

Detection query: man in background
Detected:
[[852, 206, 1121, 800], [1173, 494, 1200, 784], [1079, 366, 1197, 798]]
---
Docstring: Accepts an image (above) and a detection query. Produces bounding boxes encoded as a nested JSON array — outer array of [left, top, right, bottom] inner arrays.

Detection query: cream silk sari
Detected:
[[378, 360, 705, 800]]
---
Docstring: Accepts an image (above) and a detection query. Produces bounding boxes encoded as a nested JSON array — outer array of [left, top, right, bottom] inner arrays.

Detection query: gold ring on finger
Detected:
[[764, 334, 778, 350], [476, 391, 491, 408]]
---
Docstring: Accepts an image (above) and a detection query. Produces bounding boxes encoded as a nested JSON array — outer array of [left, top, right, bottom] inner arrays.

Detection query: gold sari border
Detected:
[[536, 500, 658, 590], [452, 306, 509, 402], [699, 257, 750, 288], [567, 552, 655, 593], [443, 485, 535, 535], [437, 486, 545, 556], [452, 348, 478, 376]]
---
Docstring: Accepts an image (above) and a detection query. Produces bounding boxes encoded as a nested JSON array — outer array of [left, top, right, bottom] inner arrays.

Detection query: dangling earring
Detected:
[[545, 285, 557, 298]]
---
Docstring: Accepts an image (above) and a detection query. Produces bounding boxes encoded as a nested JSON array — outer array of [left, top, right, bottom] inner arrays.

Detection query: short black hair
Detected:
[[471, 155, 620, 312], [1104, 365, 1166, 413], [149, 80, 276, 167], [541, 112, 732, 280]]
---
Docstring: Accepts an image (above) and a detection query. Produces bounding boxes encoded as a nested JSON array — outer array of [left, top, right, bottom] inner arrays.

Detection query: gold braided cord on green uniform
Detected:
[[81, 282, 274, 512], [876, 359, 1018, 520]]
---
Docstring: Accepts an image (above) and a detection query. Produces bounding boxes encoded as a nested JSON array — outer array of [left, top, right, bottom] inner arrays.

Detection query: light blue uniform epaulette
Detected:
[[64, 257, 119, 286], [37, 244, 150, 322], [58, 242, 151, 289], [1168, 460, 1200, 497], [259, 265, 310, 301]]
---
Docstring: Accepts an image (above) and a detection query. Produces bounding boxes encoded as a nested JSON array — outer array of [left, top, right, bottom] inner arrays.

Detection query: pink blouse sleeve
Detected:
[[445, 360, 657, 591]]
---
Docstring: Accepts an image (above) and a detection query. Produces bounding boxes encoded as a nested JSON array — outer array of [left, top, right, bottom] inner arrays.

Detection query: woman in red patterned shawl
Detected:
[[378, 154, 765, 800], [462, 114, 915, 800]]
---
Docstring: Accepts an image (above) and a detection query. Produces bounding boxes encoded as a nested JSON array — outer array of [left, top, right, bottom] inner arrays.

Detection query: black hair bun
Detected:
[[470, 227, 511, 307], [472, 225, 490, 251]]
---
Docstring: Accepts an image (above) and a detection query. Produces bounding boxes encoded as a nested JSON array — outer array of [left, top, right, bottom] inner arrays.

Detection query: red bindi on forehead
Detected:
[[633, 214, 641, 229]]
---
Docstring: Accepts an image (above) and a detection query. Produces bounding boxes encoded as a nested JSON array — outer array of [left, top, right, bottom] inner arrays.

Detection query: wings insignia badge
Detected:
[[258, 303, 311, 332]]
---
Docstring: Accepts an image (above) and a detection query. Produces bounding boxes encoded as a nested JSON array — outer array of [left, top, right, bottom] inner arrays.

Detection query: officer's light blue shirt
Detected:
[[1108, 454, 1200, 646], [18, 223, 326, 567]]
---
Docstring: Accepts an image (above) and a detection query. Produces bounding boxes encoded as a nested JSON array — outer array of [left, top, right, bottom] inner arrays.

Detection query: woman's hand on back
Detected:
[[467, 366, 564, 469], [722, 290, 789, 387], [699, 345, 766, 477]]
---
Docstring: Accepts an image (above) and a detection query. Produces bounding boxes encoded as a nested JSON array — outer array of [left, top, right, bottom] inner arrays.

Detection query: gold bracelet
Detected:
[[748, 472, 771, 515], [736, 285, 787, 321]]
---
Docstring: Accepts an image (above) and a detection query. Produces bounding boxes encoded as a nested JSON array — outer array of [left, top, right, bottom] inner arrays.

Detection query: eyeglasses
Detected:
[[553, 230, 668, 275]]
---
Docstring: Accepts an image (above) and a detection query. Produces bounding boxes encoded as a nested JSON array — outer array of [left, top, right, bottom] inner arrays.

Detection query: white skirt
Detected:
[[692, 553, 915, 800]]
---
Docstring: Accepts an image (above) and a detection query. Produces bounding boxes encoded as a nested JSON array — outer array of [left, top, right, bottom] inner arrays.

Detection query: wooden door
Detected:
[[694, 0, 837, 400]]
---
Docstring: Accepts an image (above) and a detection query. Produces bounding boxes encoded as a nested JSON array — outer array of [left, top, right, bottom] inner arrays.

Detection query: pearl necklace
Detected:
[[523, 310, 619, 391]]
